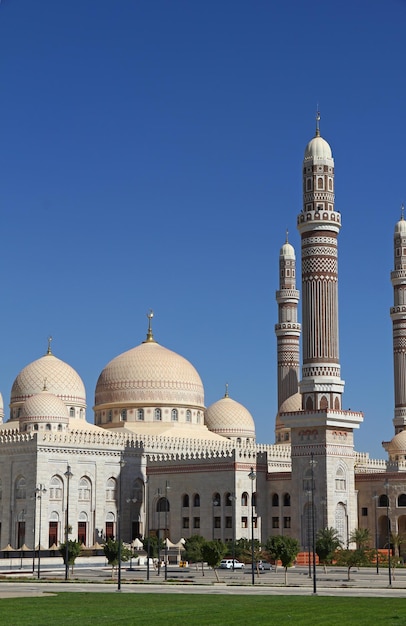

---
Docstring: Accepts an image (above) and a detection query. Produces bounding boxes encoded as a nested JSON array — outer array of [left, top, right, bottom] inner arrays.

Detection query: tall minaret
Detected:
[[282, 114, 363, 548], [274, 233, 301, 442], [390, 206, 406, 434], [297, 111, 344, 410]]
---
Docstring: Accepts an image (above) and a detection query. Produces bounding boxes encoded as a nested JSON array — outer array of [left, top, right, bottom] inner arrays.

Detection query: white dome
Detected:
[[386, 430, 406, 455], [280, 242, 295, 259], [395, 218, 406, 235], [11, 352, 86, 410], [21, 390, 69, 421], [304, 135, 332, 160], [95, 339, 204, 408], [205, 395, 255, 439]]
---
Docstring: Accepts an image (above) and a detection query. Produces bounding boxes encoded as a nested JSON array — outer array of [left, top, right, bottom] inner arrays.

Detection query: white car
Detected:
[[220, 559, 244, 569]]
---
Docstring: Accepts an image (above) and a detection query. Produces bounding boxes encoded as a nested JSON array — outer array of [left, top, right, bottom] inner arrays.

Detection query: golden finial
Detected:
[[315, 108, 320, 137], [145, 310, 155, 342], [225, 383, 229, 398], [46, 336, 53, 355], [43, 378, 48, 392]]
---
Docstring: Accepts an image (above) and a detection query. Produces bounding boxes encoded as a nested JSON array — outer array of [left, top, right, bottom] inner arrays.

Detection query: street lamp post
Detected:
[[306, 489, 312, 579], [64, 465, 73, 582], [164, 480, 169, 581], [35, 485, 47, 579], [384, 481, 392, 587], [310, 453, 317, 595], [145, 477, 150, 581], [230, 493, 237, 571], [373, 493, 379, 574], [117, 455, 125, 592], [248, 467, 256, 586]]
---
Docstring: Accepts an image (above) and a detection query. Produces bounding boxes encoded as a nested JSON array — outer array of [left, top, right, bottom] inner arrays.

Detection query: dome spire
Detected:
[[401, 203, 405, 221], [224, 383, 229, 398], [286, 229, 289, 244], [144, 310, 155, 343], [46, 336, 53, 355], [315, 109, 321, 137]]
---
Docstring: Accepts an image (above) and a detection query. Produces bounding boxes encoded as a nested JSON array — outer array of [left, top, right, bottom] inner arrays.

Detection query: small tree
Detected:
[[201, 540, 227, 582], [59, 540, 82, 577], [265, 535, 300, 585], [183, 535, 206, 575], [316, 527, 342, 573], [336, 548, 371, 581], [103, 538, 131, 577]]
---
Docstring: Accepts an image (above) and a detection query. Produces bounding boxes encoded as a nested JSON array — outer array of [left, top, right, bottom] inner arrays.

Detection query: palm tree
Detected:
[[349, 528, 371, 550], [315, 527, 342, 573]]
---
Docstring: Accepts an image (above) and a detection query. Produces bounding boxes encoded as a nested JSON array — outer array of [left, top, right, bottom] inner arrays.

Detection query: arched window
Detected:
[[320, 396, 328, 409], [120, 409, 127, 421], [306, 178, 312, 191], [283, 493, 291, 507], [193, 493, 200, 507], [46, 423, 51, 430], [225, 492, 233, 506], [15, 476, 26, 500], [182, 494, 189, 508], [252, 492, 257, 507], [131, 479, 143, 502], [398, 494, 406, 507], [108, 410, 112, 422], [79, 477, 91, 501], [213, 492, 221, 506], [154, 408, 162, 421], [303, 468, 313, 492], [106, 478, 117, 501], [335, 467, 346, 491], [241, 492, 248, 506], [186, 410, 191, 422], [50, 476, 63, 500], [379, 494, 389, 507], [69, 407, 75, 417], [196, 411, 201, 424], [317, 176, 324, 189], [137, 409, 144, 421], [171, 409, 178, 421], [272, 493, 279, 507], [157, 497, 169, 512]]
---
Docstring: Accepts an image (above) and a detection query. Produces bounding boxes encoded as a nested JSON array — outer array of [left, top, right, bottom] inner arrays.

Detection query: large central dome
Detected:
[[95, 340, 204, 408]]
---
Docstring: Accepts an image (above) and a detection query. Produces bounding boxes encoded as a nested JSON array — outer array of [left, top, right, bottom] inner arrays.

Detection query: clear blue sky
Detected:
[[1, 0, 405, 459]]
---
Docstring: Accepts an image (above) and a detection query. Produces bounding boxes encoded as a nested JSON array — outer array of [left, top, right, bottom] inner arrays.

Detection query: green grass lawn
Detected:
[[1, 593, 406, 625]]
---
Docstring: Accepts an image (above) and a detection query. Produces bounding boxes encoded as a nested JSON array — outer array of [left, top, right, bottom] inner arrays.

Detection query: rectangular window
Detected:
[[225, 516, 232, 528], [253, 517, 258, 529], [272, 517, 279, 529], [193, 517, 200, 529], [182, 517, 189, 529], [283, 516, 291, 529], [361, 507, 368, 517], [241, 516, 248, 529], [214, 516, 221, 529]]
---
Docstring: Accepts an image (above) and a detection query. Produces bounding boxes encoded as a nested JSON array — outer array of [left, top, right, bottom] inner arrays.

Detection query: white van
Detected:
[[220, 559, 244, 569]]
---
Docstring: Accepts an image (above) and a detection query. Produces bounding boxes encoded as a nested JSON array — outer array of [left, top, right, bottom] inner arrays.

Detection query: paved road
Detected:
[[1, 563, 405, 598]]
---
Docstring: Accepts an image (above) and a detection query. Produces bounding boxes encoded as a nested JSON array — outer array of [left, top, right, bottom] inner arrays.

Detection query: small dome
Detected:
[[11, 352, 86, 410], [386, 430, 406, 454], [205, 394, 255, 440], [395, 218, 406, 235], [20, 390, 69, 421], [304, 135, 332, 160], [280, 242, 295, 259], [279, 393, 302, 414], [95, 340, 204, 408]]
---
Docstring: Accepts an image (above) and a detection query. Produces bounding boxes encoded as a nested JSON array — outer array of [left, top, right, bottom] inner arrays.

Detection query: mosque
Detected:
[[1, 118, 406, 558]]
